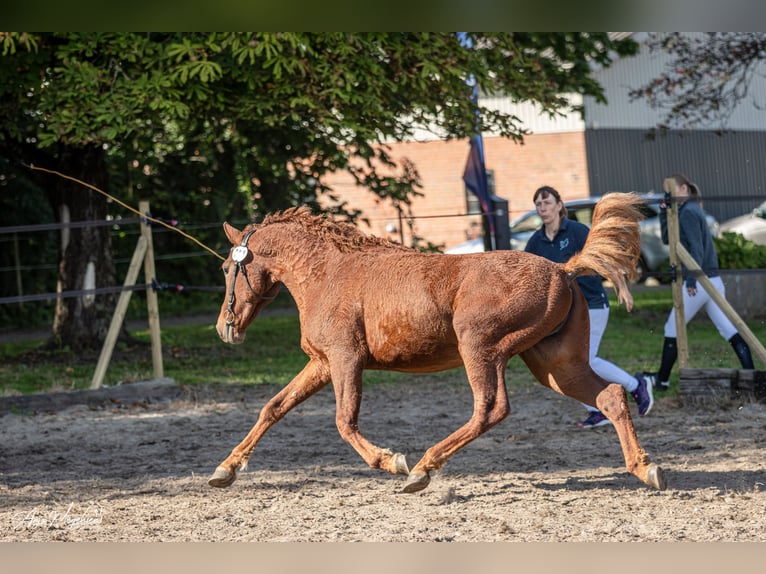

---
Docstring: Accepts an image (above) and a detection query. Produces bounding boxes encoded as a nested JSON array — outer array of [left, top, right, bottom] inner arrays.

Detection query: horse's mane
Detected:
[[251, 206, 415, 253]]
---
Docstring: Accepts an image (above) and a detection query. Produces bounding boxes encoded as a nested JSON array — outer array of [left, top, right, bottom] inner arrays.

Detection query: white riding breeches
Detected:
[[663, 275, 737, 341]]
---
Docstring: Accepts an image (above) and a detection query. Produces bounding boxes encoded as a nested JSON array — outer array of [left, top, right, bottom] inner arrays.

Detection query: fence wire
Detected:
[[2, 193, 764, 308]]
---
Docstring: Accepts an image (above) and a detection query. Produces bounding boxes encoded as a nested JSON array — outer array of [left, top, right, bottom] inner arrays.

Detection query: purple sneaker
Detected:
[[577, 411, 612, 429], [631, 374, 655, 417]]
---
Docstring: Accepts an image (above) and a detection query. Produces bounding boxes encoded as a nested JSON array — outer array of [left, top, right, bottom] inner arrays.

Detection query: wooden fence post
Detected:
[[91, 201, 165, 389], [675, 244, 766, 366], [139, 200, 164, 380], [90, 236, 148, 389], [663, 177, 689, 368]]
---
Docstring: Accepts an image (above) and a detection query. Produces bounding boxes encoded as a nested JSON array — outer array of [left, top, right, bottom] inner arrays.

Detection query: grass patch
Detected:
[[1, 286, 764, 396], [601, 288, 766, 392]]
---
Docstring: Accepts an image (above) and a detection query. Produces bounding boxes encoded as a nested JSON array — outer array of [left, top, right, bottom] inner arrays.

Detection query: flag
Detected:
[[459, 32, 495, 249], [463, 132, 492, 233]]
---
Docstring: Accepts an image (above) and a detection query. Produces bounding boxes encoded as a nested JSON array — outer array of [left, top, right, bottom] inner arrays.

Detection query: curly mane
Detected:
[[251, 206, 414, 253]]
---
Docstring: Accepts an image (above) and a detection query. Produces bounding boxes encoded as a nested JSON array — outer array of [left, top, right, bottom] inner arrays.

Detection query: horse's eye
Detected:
[[223, 266, 230, 275]]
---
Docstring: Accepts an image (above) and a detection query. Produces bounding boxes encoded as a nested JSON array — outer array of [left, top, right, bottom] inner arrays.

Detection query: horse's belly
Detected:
[[367, 349, 464, 373], [365, 316, 462, 372]]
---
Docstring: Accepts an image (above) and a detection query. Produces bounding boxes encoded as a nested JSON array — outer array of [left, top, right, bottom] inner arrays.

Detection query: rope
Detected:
[[25, 164, 226, 261], [0, 217, 141, 235], [152, 280, 225, 293], [640, 267, 766, 283], [0, 281, 227, 305], [0, 284, 149, 305]]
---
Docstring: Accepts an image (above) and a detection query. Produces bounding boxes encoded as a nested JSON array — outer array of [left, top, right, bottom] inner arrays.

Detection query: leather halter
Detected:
[[224, 229, 276, 326]]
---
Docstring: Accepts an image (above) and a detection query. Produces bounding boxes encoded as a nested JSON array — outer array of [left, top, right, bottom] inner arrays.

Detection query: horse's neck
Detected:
[[257, 226, 339, 294]]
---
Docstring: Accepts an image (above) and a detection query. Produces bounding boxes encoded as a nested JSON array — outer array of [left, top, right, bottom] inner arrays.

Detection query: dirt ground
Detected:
[[2, 374, 766, 542]]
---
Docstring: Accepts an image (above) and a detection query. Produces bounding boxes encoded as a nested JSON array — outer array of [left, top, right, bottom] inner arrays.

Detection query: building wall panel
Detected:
[[321, 131, 589, 251], [586, 128, 766, 221]]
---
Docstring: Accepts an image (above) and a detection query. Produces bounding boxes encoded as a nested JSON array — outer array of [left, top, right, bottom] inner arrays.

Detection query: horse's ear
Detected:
[[223, 222, 242, 245]]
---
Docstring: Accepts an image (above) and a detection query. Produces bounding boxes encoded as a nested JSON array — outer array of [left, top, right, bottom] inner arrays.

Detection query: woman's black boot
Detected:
[[655, 337, 678, 391], [729, 333, 754, 369]]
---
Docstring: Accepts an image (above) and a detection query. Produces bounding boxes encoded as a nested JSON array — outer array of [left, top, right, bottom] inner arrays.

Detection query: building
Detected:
[[323, 33, 766, 251], [584, 32, 766, 224]]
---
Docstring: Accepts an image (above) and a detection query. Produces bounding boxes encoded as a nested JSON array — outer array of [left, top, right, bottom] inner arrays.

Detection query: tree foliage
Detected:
[[0, 32, 637, 345], [629, 32, 766, 131], [2, 32, 638, 212]]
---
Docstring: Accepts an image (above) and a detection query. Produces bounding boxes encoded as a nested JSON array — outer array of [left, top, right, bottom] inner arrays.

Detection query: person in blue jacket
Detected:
[[524, 185, 654, 428], [650, 173, 754, 391]]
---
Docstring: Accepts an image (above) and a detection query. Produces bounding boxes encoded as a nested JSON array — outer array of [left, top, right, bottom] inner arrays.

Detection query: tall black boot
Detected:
[[656, 337, 678, 390], [729, 333, 754, 369]]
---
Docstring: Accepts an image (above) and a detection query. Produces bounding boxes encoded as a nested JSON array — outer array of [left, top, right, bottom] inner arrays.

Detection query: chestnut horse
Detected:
[[209, 193, 666, 493]]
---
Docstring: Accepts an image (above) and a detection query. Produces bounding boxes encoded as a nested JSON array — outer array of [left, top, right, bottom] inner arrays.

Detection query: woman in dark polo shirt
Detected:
[[525, 185, 654, 428]]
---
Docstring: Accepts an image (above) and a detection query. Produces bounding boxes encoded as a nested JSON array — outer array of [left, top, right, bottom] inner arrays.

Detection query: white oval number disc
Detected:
[[232, 245, 249, 262]]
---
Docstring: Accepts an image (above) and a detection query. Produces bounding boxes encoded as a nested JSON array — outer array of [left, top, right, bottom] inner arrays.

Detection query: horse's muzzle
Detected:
[[217, 319, 246, 345]]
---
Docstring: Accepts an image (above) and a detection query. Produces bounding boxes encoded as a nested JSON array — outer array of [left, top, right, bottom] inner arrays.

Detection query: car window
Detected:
[[639, 204, 658, 218], [512, 213, 542, 233], [567, 206, 594, 227]]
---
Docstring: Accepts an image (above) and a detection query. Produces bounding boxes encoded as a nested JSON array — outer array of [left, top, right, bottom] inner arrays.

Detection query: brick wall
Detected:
[[321, 131, 590, 251]]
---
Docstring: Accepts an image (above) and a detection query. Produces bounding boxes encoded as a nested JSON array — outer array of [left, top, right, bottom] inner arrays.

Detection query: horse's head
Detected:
[[216, 222, 281, 345]]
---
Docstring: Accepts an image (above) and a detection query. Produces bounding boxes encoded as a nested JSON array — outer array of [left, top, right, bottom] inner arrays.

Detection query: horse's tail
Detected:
[[564, 192, 645, 311]]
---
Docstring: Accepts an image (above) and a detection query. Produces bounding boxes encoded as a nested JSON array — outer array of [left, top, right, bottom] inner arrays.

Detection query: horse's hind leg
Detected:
[[208, 358, 331, 488], [521, 340, 666, 491]]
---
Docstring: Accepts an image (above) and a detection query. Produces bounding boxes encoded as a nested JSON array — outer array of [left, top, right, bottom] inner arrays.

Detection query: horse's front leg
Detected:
[[208, 358, 331, 488], [403, 359, 510, 493], [329, 359, 410, 477]]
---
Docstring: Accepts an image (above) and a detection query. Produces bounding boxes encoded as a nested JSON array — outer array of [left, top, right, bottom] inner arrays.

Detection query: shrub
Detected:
[[713, 232, 766, 270]]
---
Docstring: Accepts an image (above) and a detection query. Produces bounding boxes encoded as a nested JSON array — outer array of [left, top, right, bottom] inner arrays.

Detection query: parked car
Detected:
[[446, 194, 720, 283], [444, 237, 486, 254], [719, 201, 766, 245]]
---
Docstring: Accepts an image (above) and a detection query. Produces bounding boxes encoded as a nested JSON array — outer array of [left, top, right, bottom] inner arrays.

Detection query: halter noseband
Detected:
[[224, 229, 276, 326]]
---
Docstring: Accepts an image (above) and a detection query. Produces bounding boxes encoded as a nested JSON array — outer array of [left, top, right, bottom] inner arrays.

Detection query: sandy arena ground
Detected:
[[2, 374, 766, 542]]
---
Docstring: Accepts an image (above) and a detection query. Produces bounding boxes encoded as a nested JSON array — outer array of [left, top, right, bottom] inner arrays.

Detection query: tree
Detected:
[[0, 32, 637, 350], [629, 32, 766, 131]]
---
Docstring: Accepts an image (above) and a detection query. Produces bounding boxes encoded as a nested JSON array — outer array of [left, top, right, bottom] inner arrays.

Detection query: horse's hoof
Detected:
[[393, 453, 410, 475], [645, 463, 667, 491], [208, 466, 237, 488], [401, 471, 430, 494]]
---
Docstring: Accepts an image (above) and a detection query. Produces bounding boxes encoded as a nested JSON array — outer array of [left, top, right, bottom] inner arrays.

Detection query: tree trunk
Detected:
[[45, 145, 118, 351]]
